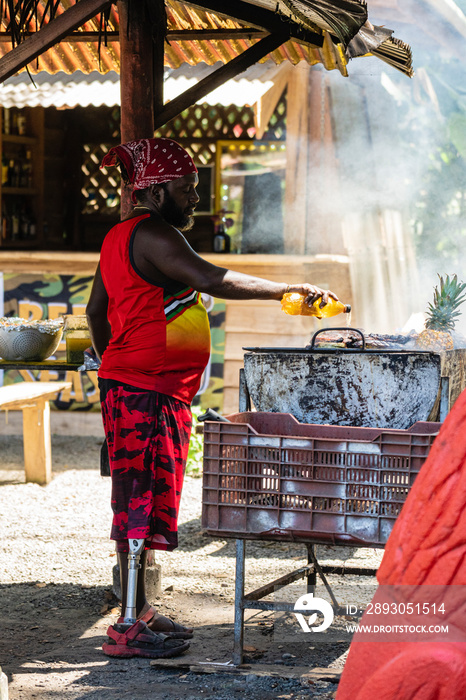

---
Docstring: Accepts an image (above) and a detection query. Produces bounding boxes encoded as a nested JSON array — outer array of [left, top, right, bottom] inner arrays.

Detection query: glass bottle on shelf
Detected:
[[17, 113, 26, 136], [18, 148, 32, 188], [25, 150, 33, 188], [11, 205, 20, 240], [28, 210, 37, 238], [11, 160, 21, 188], [3, 108, 10, 135], [2, 204, 10, 241], [1, 157, 9, 185], [213, 222, 231, 253]]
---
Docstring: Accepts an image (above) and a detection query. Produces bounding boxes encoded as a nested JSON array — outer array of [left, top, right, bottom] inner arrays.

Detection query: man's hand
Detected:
[[288, 284, 339, 308]]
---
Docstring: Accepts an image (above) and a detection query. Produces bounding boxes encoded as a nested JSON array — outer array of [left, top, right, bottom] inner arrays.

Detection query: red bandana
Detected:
[[101, 138, 197, 202]]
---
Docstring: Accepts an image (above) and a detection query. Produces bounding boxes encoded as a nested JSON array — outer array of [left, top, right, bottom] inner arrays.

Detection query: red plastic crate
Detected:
[[201, 413, 441, 548]]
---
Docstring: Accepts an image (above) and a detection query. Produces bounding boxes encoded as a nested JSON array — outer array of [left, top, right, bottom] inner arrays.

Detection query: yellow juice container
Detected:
[[65, 330, 91, 364], [281, 292, 351, 319], [63, 315, 91, 364]]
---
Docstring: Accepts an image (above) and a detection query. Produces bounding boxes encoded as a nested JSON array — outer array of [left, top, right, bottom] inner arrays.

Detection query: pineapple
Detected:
[[416, 274, 466, 351]]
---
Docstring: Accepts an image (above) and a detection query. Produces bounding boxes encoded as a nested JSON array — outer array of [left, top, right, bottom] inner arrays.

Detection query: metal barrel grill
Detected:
[[201, 328, 444, 664]]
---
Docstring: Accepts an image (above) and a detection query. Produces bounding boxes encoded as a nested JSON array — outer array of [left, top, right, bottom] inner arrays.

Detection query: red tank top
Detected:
[[98, 213, 211, 403]]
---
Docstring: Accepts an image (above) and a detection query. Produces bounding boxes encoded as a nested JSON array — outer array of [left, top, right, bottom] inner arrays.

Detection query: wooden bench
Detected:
[[0, 381, 72, 485]]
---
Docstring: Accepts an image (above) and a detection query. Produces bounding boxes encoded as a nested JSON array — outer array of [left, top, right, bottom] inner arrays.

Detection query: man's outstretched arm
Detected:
[[136, 220, 339, 307]]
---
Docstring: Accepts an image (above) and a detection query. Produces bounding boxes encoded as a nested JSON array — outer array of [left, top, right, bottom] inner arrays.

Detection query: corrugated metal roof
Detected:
[[0, 63, 279, 108], [0, 0, 410, 77]]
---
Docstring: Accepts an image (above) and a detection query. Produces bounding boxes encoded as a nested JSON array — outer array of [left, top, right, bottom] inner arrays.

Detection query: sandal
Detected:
[[102, 620, 190, 659], [117, 606, 194, 640]]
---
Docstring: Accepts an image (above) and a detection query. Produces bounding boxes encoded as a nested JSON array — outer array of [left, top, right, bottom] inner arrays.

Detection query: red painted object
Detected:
[[336, 388, 466, 700]]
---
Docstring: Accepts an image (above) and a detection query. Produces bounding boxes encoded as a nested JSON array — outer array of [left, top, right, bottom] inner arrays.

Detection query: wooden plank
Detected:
[[22, 399, 52, 485], [0, 0, 112, 83], [0, 251, 99, 274], [225, 304, 317, 334], [0, 361, 81, 371], [284, 61, 310, 255], [154, 31, 290, 130], [441, 349, 466, 410], [254, 63, 293, 140], [150, 658, 340, 682], [0, 29, 266, 42], [428, 349, 466, 421], [223, 387, 242, 414], [0, 381, 72, 409], [305, 70, 344, 255], [223, 360, 244, 388], [0, 251, 350, 277]]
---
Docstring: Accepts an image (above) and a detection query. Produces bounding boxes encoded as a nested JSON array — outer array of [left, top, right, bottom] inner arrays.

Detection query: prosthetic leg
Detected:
[[122, 538, 145, 625], [102, 538, 190, 658]]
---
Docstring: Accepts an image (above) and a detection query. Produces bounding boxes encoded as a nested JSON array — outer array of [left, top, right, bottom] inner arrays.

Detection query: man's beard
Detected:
[[160, 193, 194, 232]]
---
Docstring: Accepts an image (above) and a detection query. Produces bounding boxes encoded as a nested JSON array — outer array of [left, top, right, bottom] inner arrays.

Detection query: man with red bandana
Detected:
[[86, 137, 340, 659]]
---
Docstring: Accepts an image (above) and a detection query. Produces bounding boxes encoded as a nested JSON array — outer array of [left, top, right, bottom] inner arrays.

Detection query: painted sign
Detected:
[[0, 272, 225, 412]]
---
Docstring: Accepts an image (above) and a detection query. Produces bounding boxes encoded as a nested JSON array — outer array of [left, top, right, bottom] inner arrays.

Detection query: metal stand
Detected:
[[239, 368, 251, 412], [233, 538, 343, 666]]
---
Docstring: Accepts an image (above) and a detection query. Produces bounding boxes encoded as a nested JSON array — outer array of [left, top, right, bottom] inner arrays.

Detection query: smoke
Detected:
[[300, 16, 466, 337]]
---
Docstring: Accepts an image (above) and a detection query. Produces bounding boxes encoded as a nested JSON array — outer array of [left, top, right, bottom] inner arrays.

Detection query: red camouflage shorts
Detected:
[[99, 378, 192, 553]]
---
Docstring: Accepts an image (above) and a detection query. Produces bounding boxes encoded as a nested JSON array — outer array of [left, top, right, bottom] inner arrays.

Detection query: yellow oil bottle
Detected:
[[281, 292, 351, 319]]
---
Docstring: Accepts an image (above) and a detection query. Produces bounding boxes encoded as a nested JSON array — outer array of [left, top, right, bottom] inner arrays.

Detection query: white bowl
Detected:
[[0, 318, 64, 361]]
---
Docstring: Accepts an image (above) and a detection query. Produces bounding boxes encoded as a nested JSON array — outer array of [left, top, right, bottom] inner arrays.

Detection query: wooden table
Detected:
[[0, 360, 83, 484], [0, 360, 81, 371]]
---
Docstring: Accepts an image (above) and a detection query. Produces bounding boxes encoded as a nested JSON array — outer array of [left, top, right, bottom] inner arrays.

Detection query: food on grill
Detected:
[[415, 273, 466, 352], [306, 330, 417, 349]]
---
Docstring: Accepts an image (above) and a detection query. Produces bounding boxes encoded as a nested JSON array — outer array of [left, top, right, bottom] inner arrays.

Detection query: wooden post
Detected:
[[284, 62, 311, 254], [151, 0, 166, 118], [23, 399, 52, 485], [284, 65, 344, 256], [118, 0, 155, 218], [305, 70, 343, 255]]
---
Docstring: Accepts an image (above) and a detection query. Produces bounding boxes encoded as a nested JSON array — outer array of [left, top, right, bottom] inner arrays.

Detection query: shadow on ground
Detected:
[[2, 582, 343, 699], [177, 518, 359, 565]]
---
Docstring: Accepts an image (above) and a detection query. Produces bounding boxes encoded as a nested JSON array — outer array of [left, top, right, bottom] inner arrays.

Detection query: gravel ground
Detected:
[[0, 411, 383, 699]]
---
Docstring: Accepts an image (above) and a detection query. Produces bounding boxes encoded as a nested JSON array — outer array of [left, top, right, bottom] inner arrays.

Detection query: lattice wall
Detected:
[[81, 93, 287, 215], [81, 143, 121, 215]]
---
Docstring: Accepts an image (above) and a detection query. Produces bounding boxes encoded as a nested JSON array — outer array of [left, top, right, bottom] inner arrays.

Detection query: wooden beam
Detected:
[[154, 31, 289, 130], [150, 0, 166, 119], [254, 62, 292, 139], [0, 0, 112, 83], [0, 28, 266, 42], [169, 28, 265, 40], [0, 31, 119, 42], [185, 0, 324, 47]]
